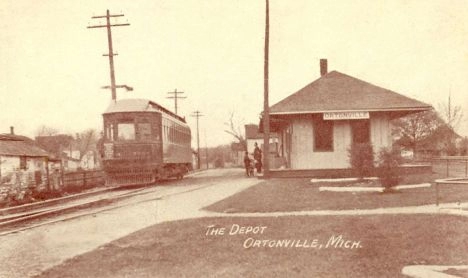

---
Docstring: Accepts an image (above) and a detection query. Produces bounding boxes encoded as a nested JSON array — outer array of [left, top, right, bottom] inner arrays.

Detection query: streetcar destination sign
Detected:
[[323, 111, 369, 120]]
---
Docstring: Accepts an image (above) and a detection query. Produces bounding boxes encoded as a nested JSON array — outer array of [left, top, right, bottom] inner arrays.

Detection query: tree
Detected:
[[392, 110, 443, 154], [377, 147, 403, 191], [224, 111, 247, 151], [438, 93, 463, 132], [427, 124, 459, 155], [437, 93, 463, 154], [348, 142, 374, 179], [36, 125, 59, 136], [460, 137, 468, 156], [75, 129, 98, 160]]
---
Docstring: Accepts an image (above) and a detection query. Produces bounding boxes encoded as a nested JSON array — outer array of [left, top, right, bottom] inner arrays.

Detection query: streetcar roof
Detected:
[[104, 99, 158, 113], [103, 98, 186, 123]]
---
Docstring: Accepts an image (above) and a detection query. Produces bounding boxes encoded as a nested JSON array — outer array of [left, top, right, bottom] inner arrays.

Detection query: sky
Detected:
[[1, 0, 467, 147]]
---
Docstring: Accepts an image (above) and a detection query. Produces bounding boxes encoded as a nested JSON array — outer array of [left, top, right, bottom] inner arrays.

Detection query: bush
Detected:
[[31, 190, 63, 201], [377, 147, 403, 191], [348, 143, 374, 179]]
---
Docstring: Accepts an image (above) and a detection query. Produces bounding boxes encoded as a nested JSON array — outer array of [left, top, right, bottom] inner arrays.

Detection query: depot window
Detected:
[[314, 118, 334, 152]]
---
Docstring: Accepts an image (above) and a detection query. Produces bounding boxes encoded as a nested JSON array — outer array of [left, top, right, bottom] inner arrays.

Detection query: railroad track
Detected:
[[0, 177, 220, 236]]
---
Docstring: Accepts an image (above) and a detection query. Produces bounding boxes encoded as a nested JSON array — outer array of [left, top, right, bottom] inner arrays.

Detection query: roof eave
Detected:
[[0, 153, 49, 157], [268, 106, 432, 116]]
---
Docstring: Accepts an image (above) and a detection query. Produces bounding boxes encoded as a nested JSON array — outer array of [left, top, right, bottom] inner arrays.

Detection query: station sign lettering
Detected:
[[323, 111, 369, 120]]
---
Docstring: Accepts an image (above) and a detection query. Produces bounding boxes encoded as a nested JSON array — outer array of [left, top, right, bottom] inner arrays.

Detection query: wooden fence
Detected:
[[62, 170, 105, 191], [431, 156, 468, 178]]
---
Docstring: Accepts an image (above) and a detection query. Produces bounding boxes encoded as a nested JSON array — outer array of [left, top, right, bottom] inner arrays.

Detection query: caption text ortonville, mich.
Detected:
[[205, 224, 362, 249]]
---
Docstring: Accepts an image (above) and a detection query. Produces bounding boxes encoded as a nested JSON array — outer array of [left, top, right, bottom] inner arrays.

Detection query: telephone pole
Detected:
[[262, 0, 271, 178], [167, 89, 186, 115], [87, 10, 130, 101], [204, 129, 209, 169], [191, 111, 203, 170]]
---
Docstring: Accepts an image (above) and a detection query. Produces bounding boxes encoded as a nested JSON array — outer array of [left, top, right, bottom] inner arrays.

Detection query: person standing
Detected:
[[253, 142, 262, 173], [243, 151, 252, 176]]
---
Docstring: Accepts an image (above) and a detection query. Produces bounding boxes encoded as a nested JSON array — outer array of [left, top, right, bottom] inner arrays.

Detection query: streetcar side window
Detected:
[[153, 123, 160, 141], [160, 117, 191, 144], [117, 123, 135, 140], [163, 121, 168, 141], [170, 125, 174, 142]]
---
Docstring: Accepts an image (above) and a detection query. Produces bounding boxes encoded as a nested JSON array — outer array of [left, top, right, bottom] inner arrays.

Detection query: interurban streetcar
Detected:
[[100, 98, 192, 185]]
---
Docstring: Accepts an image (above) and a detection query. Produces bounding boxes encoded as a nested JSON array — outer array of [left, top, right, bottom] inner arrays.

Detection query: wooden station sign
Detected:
[[323, 111, 369, 120]]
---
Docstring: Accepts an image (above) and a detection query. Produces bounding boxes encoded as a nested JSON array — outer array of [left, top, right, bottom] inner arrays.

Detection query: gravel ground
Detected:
[[0, 168, 260, 277]]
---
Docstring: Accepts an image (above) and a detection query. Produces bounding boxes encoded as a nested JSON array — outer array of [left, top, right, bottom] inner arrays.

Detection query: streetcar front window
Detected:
[[137, 123, 152, 141], [117, 123, 135, 140], [106, 124, 114, 141]]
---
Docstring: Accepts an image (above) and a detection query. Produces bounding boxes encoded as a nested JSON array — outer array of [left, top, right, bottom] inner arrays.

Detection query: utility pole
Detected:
[[191, 111, 203, 170], [262, 0, 271, 178], [88, 10, 130, 101], [204, 129, 209, 169], [167, 89, 186, 115]]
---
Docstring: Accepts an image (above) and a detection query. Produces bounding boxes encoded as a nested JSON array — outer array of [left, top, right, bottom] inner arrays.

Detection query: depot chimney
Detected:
[[10, 126, 14, 135], [320, 59, 328, 76]]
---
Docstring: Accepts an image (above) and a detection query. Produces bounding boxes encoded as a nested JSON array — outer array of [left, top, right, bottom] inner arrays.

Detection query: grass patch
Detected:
[[205, 173, 468, 213], [38, 215, 468, 277]]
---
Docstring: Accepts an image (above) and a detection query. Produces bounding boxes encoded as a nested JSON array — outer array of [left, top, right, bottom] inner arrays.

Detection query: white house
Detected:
[[0, 131, 56, 201]]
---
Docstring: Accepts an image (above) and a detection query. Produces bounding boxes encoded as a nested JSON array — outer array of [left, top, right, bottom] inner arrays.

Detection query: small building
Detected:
[[245, 124, 279, 154], [0, 128, 58, 201], [36, 134, 99, 171], [262, 60, 432, 175], [245, 124, 285, 168], [230, 142, 245, 167]]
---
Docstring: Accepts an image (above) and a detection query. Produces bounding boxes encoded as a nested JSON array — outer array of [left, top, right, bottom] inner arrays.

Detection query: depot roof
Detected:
[[269, 71, 432, 115]]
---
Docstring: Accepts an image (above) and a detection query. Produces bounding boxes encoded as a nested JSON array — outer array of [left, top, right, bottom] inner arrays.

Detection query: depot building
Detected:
[[262, 60, 432, 176]]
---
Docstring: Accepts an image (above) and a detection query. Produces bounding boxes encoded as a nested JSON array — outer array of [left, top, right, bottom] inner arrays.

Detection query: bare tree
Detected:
[[224, 111, 247, 150], [36, 125, 59, 136], [460, 136, 468, 155], [436, 93, 464, 154], [75, 129, 98, 160], [438, 93, 463, 132]]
